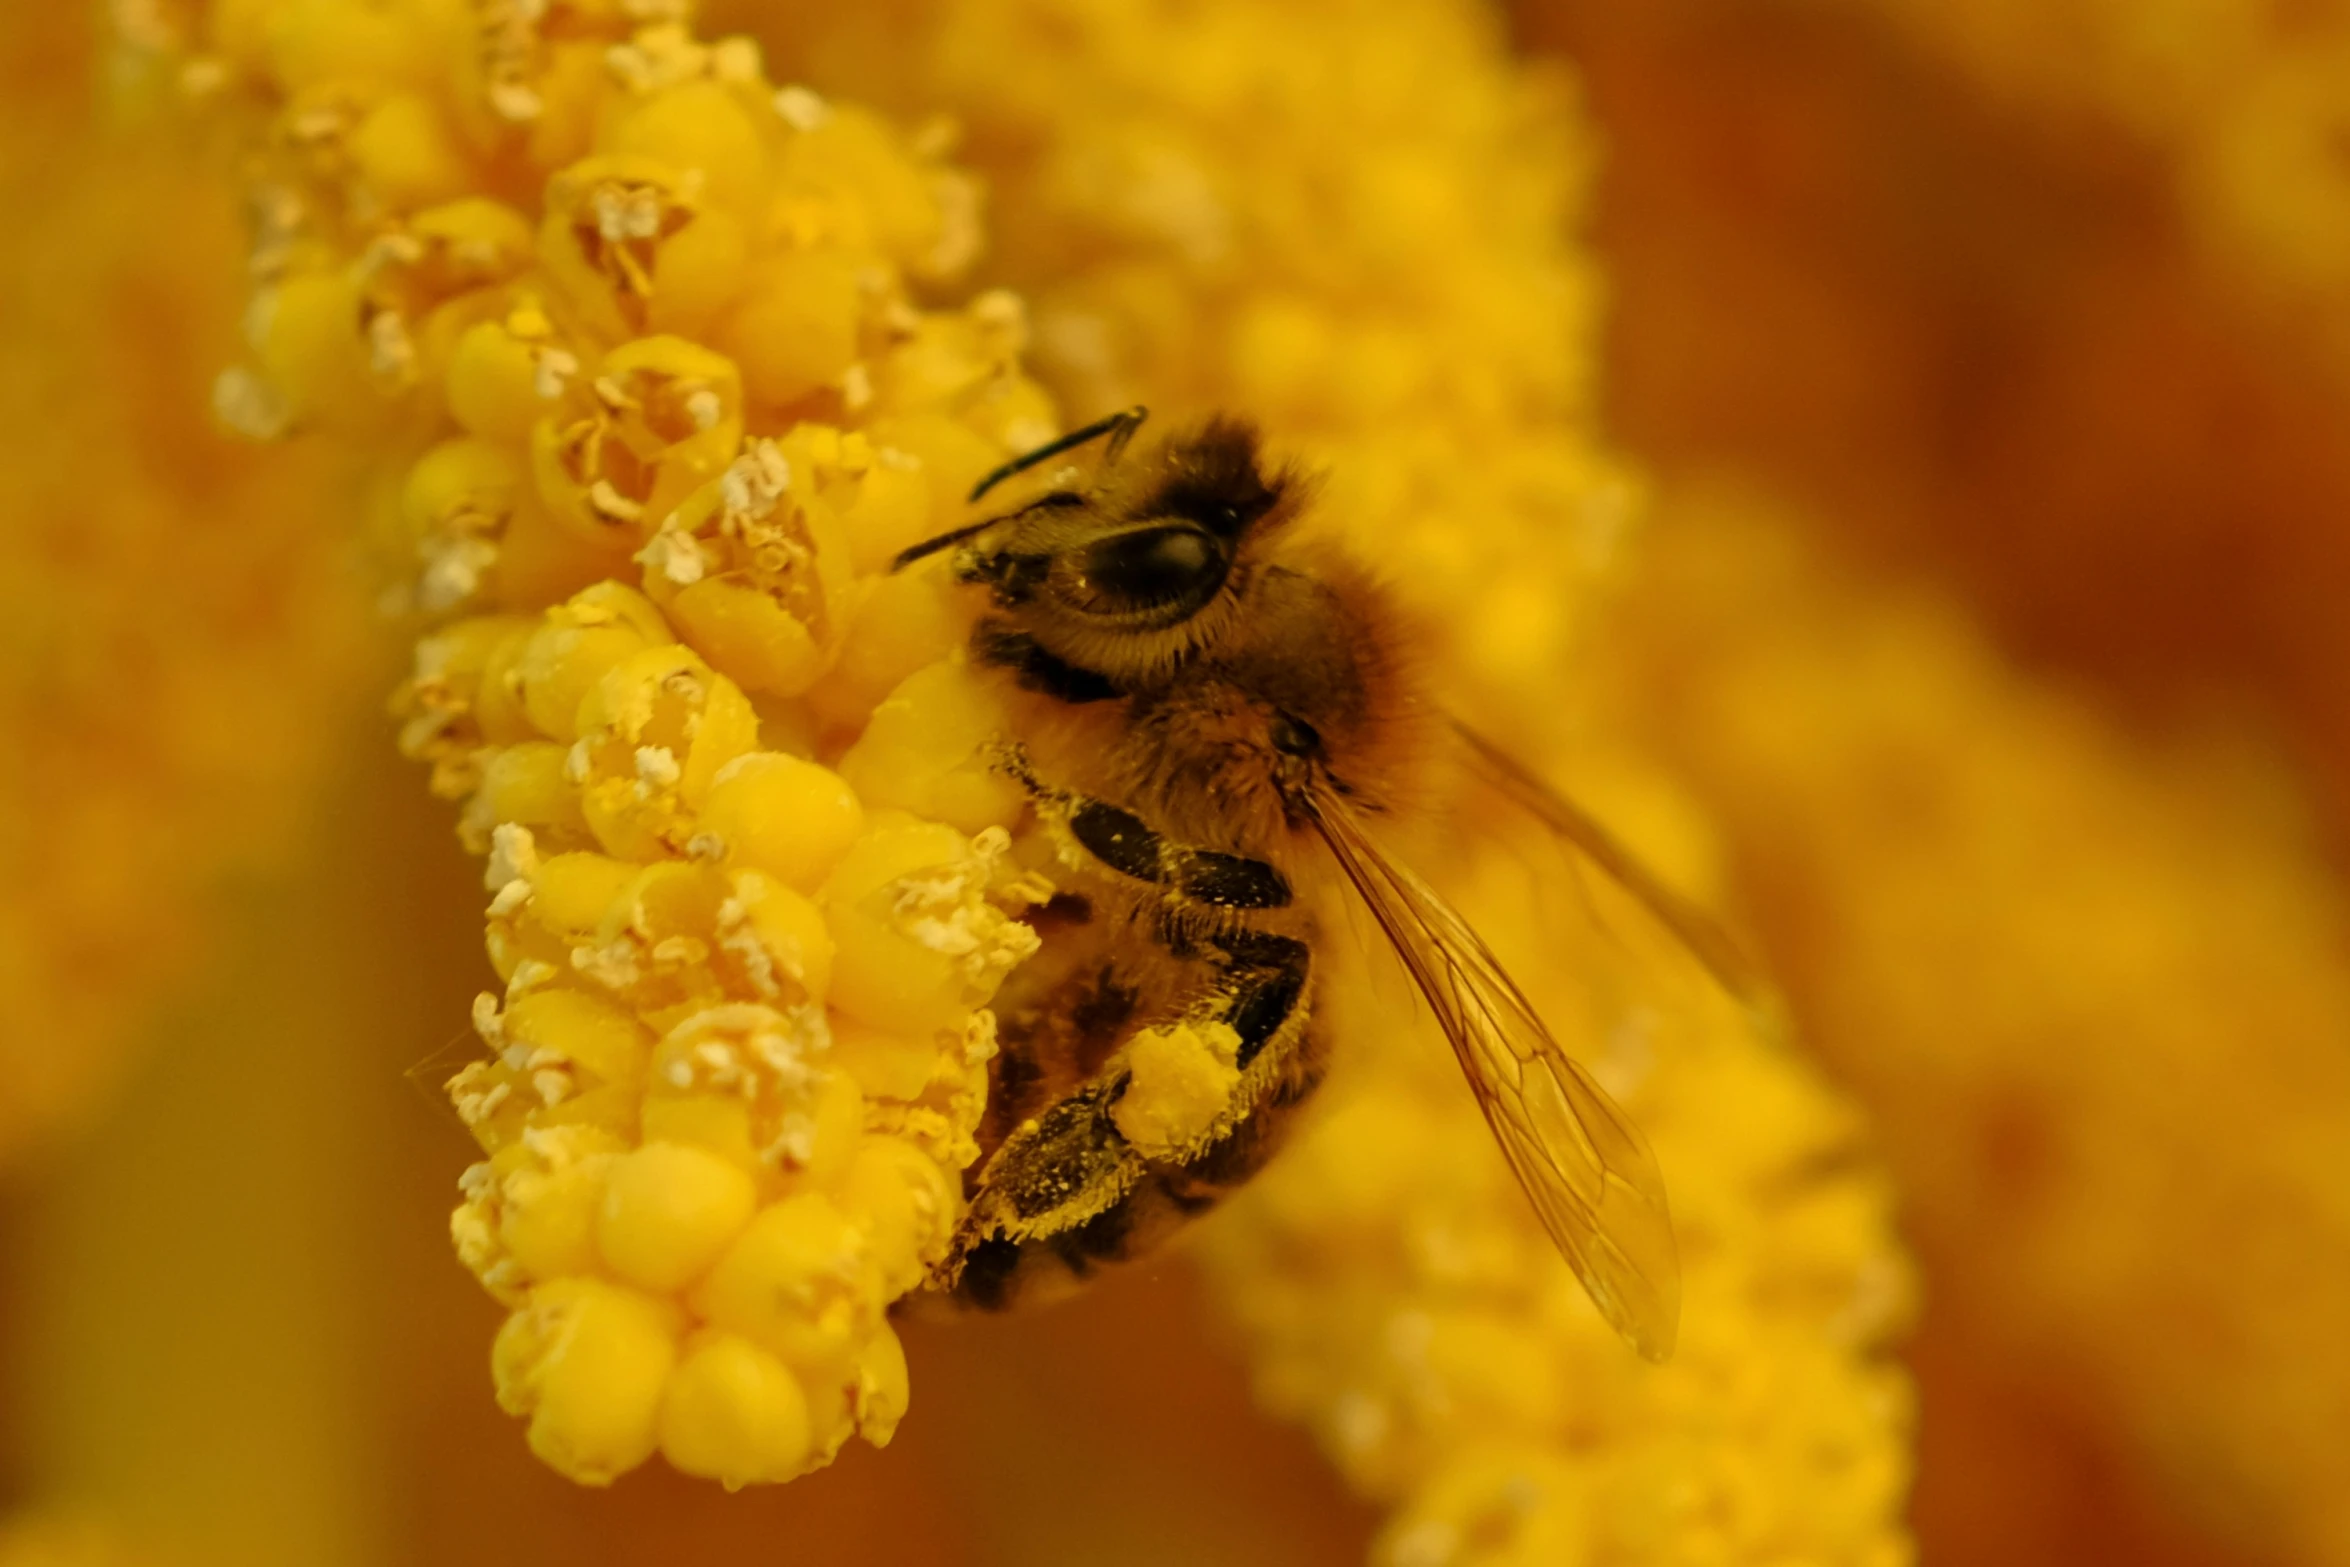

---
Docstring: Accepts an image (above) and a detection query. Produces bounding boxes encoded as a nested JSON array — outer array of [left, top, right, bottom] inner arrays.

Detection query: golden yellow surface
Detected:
[[1796, 0, 2350, 375], [1604, 485, 2350, 1567], [6, 0, 2350, 1564], [0, 5, 366, 1165]]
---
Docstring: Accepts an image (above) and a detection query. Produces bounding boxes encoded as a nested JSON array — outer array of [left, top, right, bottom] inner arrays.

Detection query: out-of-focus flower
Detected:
[[0, 1517, 164, 1567], [1515, 0, 2350, 811], [1603, 479, 2350, 1567], [0, 5, 367, 1165], [21, 0, 2350, 1562], [1482, 13, 2350, 1549], [1783, 2, 2350, 811], [1741, 0, 2350, 376]]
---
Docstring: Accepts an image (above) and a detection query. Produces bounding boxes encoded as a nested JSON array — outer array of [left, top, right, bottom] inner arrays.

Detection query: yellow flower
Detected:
[[21, 0, 2350, 1560], [1603, 481, 2350, 1567], [178, 0, 1056, 1486], [1775, 0, 2350, 376], [751, 0, 1643, 711]]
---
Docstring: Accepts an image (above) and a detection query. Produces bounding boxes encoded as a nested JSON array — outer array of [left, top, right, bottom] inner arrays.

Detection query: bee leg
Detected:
[[990, 746, 1294, 912], [1206, 929, 1310, 1069], [944, 1071, 1148, 1308], [943, 924, 1319, 1310], [935, 752, 1321, 1305], [981, 953, 1137, 1159]]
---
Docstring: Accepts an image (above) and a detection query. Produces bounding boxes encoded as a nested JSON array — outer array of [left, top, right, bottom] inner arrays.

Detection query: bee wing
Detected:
[[1453, 721, 1773, 1010], [1305, 783, 1683, 1361]]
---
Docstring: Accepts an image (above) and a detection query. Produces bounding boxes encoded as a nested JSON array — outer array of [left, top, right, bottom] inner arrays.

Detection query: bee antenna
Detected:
[[892, 516, 997, 572], [967, 405, 1149, 504]]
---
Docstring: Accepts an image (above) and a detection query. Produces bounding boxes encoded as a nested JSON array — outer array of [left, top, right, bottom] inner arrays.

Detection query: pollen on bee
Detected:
[[1112, 1022, 1244, 1157]]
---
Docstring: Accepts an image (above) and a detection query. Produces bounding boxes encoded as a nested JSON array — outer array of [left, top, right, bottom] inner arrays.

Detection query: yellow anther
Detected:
[[697, 754, 865, 892], [774, 106, 956, 277], [639, 993, 854, 1184], [410, 197, 536, 281], [836, 661, 1027, 834], [835, 1135, 963, 1296], [718, 870, 837, 1002], [597, 1140, 761, 1293], [493, 1277, 682, 1485], [572, 643, 758, 859], [828, 1019, 950, 1105], [658, 1331, 815, 1488], [483, 1125, 627, 1291], [538, 154, 747, 338], [507, 581, 671, 742], [864, 410, 1009, 526], [804, 572, 965, 737], [349, 92, 474, 213], [600, 80, 771, 221], [524, 851, 640, 936], [532, 335, 745, 543], [446, 319, 548, 443], [636, 432, 853, 696], [713, 248, 865, 407], [503, 986, 652, 1094], [821, 818, 1040, 1038], [850, 1321, 911, 1447], [251, 268, 381, 431], [401, 436, 524, 612], [691, 1193, 881, 1382], [657, 574, 824, 696], [398, 614, 536, 793], [832, 448, 937, 577]]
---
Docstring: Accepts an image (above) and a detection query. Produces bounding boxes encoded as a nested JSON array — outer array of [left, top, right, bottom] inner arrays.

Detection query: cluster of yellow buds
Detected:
[[174, 0, 1065, 1486]]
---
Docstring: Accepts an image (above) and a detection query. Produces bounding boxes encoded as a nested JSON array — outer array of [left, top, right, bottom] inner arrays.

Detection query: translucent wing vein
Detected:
[[1306, 787, 1683, 1361]]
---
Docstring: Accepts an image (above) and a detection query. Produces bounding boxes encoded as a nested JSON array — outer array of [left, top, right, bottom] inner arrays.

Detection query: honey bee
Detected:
[[896, 408, 1754, 1360]]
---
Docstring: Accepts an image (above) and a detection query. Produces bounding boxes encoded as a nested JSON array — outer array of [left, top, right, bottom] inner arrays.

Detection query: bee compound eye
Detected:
[[1268, 713, 1322, 758], [1071, 525, 1226, 613]]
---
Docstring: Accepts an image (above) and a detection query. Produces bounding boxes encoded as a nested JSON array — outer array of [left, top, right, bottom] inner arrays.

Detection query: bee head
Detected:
[[897, 412, 1434, 841], [896, 416, 1300, 663]]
